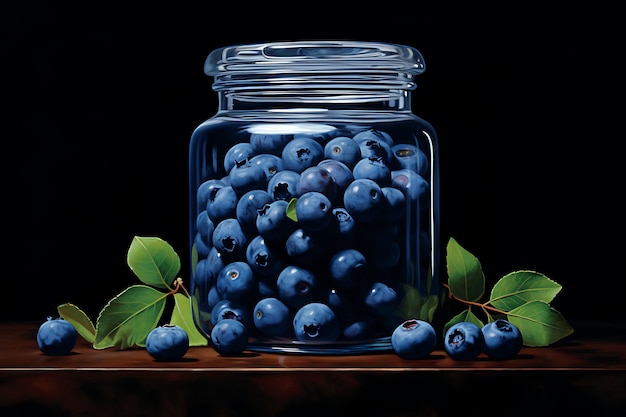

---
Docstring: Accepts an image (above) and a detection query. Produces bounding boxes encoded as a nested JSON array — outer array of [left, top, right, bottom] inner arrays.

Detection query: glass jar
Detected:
[[188, 41, 440, 354]]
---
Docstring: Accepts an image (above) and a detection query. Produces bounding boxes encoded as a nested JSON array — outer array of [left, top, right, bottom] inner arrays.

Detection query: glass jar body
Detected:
[[189, 109, 440, 354]]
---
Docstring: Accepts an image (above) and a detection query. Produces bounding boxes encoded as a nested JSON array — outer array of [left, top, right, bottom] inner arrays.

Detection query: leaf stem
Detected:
[[169, 277, 191, 298], [441, 283, 508, 316]]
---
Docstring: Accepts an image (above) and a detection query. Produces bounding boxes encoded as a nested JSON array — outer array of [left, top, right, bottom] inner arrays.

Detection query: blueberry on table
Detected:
[[145, 325, 189, 361], [391, 319, 437, 360], [481, 319, 523, 360], [444, 321, 484, 361], [37, 317, 78, 355]]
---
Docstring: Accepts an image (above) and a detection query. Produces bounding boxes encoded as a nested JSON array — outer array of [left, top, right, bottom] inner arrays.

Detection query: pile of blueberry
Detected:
[[391, 318, 523, 360], [191, 127, 434, 353]]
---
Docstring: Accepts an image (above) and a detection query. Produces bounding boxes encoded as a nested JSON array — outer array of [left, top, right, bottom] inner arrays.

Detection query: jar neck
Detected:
[[216, 89, 413, 112]]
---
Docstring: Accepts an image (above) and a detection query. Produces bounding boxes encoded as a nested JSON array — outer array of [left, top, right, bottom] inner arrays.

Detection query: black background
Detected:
[[3, 2, 622, 326]]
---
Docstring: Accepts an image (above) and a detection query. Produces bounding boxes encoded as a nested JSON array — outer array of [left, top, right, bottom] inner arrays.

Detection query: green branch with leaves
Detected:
[[57, 236, 208, 350], [443, 237, 574, 347]]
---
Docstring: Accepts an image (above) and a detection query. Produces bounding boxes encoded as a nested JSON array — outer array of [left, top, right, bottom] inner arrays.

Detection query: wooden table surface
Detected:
[[2, 321, 625, 416]]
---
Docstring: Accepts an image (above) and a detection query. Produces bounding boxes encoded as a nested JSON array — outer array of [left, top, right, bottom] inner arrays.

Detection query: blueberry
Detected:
[[352, 128, 394, 147], [249, 153, 284, 181], [323, 136, 361, 168], [391, 143, 429, 177], [276, 265, 318, 309], [296, 166, 338, 201], [210, 299, 252, 329], [267, 170, 301, 201], [206, 185, 238, 223], [256, 200, 297, 241], [293, 302, 340, 342], [381, 186, 406, 223], [193, 232, 212, 258], [204, 246, 226, 281], [364, 282, 401, 316], [145, 324, 189, 361], [352, 156, 391, 186], [236, 189, 274, 233], [391, 169, 429, 204], [391, 319, 437, 359], [37, 317, 78, 355], [294, 191, 334, 231], [328, 207, 357, 247], [481, 319, 523, 359], [343, 178, 384, 223], [196, 210, 215, 242], [228, 158, 267, 196], [196, 179, 226, 210], [285, 228, 327, 266], [224, 142, 254, 172], [329, 248, 368, 289], [357, 139, 393, 165], [317, 159, 355, 200], [444, 321, 484, 361], [250, 133, 292, 155], [245, 234, 287, 278], [281, 137, 324, 173], [341, 315, 377, 340], [212, 218, 248, 258], [216, 261, 258, 303], [211, 318, 249, 355], [253, 297, 292, 337]]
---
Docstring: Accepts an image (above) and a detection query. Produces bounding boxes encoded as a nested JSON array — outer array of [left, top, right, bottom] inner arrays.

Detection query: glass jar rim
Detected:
[[204, 40, 426, 76]]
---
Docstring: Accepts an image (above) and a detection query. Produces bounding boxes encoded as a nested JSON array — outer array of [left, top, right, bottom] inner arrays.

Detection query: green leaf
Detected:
[[57, 303, 96, 344], [446, 237, 485, 302], [507, 300, 574, 347], [170, 293, 209, 346], [395, 284, 440, 322], [127, 236, 181, 290], [490, 270, 562, 311], [94, 285, 167, 350], [286, 197, 298, 222], [443, 309, 484, 336], [419, 294, 440, 322]]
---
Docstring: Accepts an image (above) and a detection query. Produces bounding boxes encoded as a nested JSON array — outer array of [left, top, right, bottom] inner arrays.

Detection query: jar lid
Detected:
[[204, 40, 425, 76]]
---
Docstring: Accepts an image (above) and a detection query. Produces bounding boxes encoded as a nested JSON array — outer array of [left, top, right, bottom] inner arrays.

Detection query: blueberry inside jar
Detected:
[[188, 41, 441, 354]]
